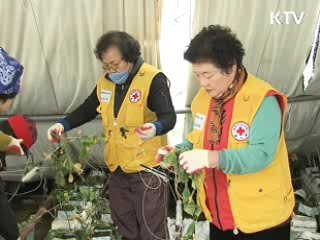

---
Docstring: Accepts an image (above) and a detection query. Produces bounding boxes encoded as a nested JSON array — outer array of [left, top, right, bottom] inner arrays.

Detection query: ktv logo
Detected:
[[270, 11, 305, 25]]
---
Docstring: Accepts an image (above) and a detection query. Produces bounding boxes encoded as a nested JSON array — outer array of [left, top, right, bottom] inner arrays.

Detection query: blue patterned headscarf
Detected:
[[0, 47, 24, 95]]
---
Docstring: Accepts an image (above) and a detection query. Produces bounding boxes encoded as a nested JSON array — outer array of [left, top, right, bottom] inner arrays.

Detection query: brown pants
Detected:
[[109, 168, 168, 240]]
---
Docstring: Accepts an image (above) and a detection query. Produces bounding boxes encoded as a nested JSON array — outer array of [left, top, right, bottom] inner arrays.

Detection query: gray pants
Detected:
[[109, 168, 168, 240]]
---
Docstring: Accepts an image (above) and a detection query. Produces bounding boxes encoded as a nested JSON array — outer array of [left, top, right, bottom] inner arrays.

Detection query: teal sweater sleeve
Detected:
[[218, 96, 282, 175], [175, 138, 193, 150]]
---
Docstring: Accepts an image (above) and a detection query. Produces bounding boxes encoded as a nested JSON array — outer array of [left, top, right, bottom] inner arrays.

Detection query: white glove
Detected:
[[179, 149, 210, 174], [156, 145, 174, 163], [5, 136, 24, 156], [47, 123, 64, 142], [134, 123, 156, 141]]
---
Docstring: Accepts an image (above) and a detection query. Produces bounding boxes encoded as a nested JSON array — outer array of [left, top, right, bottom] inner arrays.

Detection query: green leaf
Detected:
[[191, 178, 197, 190], [177, 167, 188, 183], [55, 172, 66, 187], [195, 205, 202, 218], [163, 151, 177, 166], [182, 182, 191, 204], [79, 186, 90, 198], [182, 221, 196, 240], [184, 202, 196, 216]]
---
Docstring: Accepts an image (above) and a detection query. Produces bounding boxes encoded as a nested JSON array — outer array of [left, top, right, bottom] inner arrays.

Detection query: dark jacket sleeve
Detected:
[[147, 73, 176, 135], [60, 86, 100, 131]]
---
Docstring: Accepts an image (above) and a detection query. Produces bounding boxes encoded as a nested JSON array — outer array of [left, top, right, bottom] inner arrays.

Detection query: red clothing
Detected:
[[204, 98, 235, 231]]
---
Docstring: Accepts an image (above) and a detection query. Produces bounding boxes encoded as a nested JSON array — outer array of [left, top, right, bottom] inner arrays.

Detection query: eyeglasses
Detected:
[[194, 71, 220, 81], [102, 59, 124, 73]]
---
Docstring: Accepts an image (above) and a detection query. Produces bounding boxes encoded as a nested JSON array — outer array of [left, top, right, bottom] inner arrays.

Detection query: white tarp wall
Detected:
[[0, 0, 162, 180], [1, 0, 162, 115]]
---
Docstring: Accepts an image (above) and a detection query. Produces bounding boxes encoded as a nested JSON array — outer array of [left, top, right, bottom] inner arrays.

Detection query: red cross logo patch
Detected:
[[129, 89, 142, 103], [232, 121, 250, 141]]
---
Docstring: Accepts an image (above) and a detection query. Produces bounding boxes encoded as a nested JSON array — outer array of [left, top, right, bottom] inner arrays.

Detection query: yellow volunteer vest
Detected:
[[96, 63, 168, 173], [188, 73, 294, 233]]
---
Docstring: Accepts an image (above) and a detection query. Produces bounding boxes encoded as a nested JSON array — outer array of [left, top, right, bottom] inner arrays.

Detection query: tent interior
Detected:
[[1, 0, 320, 239]]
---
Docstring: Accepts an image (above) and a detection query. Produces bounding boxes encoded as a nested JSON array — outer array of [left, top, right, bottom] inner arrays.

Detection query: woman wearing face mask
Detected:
[[47, 31, 176, 240]]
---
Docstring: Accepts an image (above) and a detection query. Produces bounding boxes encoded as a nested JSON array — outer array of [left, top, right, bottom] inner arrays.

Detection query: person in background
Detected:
[[0, 48, 37, 240], [47, 31, 176, 240], [0, 47, 25, 157], [158, 25, 294, 240]]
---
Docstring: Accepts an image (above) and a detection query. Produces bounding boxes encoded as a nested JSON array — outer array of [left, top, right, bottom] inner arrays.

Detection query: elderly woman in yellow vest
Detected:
[[47, 31, 176, 240], [159, 25, 294, 240]]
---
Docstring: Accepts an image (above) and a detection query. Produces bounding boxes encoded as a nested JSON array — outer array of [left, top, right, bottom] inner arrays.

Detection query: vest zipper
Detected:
[[213, 169, 223, 230]]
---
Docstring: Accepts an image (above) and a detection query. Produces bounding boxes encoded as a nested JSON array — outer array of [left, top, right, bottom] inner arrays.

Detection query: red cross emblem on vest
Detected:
[[232, 121, 250, 141], [129, 89, 142, 103]]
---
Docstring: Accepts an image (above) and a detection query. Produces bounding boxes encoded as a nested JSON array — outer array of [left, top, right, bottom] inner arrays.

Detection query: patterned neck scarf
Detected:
[[208, 67, 246, 148]]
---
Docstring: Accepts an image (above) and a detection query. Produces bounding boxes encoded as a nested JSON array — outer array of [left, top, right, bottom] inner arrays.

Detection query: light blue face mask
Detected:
[[108, 72, 129, 85]]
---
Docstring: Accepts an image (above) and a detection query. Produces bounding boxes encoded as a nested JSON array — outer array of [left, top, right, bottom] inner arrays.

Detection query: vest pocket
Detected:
[[229, 174, 284, 225]]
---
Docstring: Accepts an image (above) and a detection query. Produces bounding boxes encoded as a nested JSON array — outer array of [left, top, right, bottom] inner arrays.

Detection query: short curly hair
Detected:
[[184, 25, 245, 73], [94, 31, 141, 63]]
